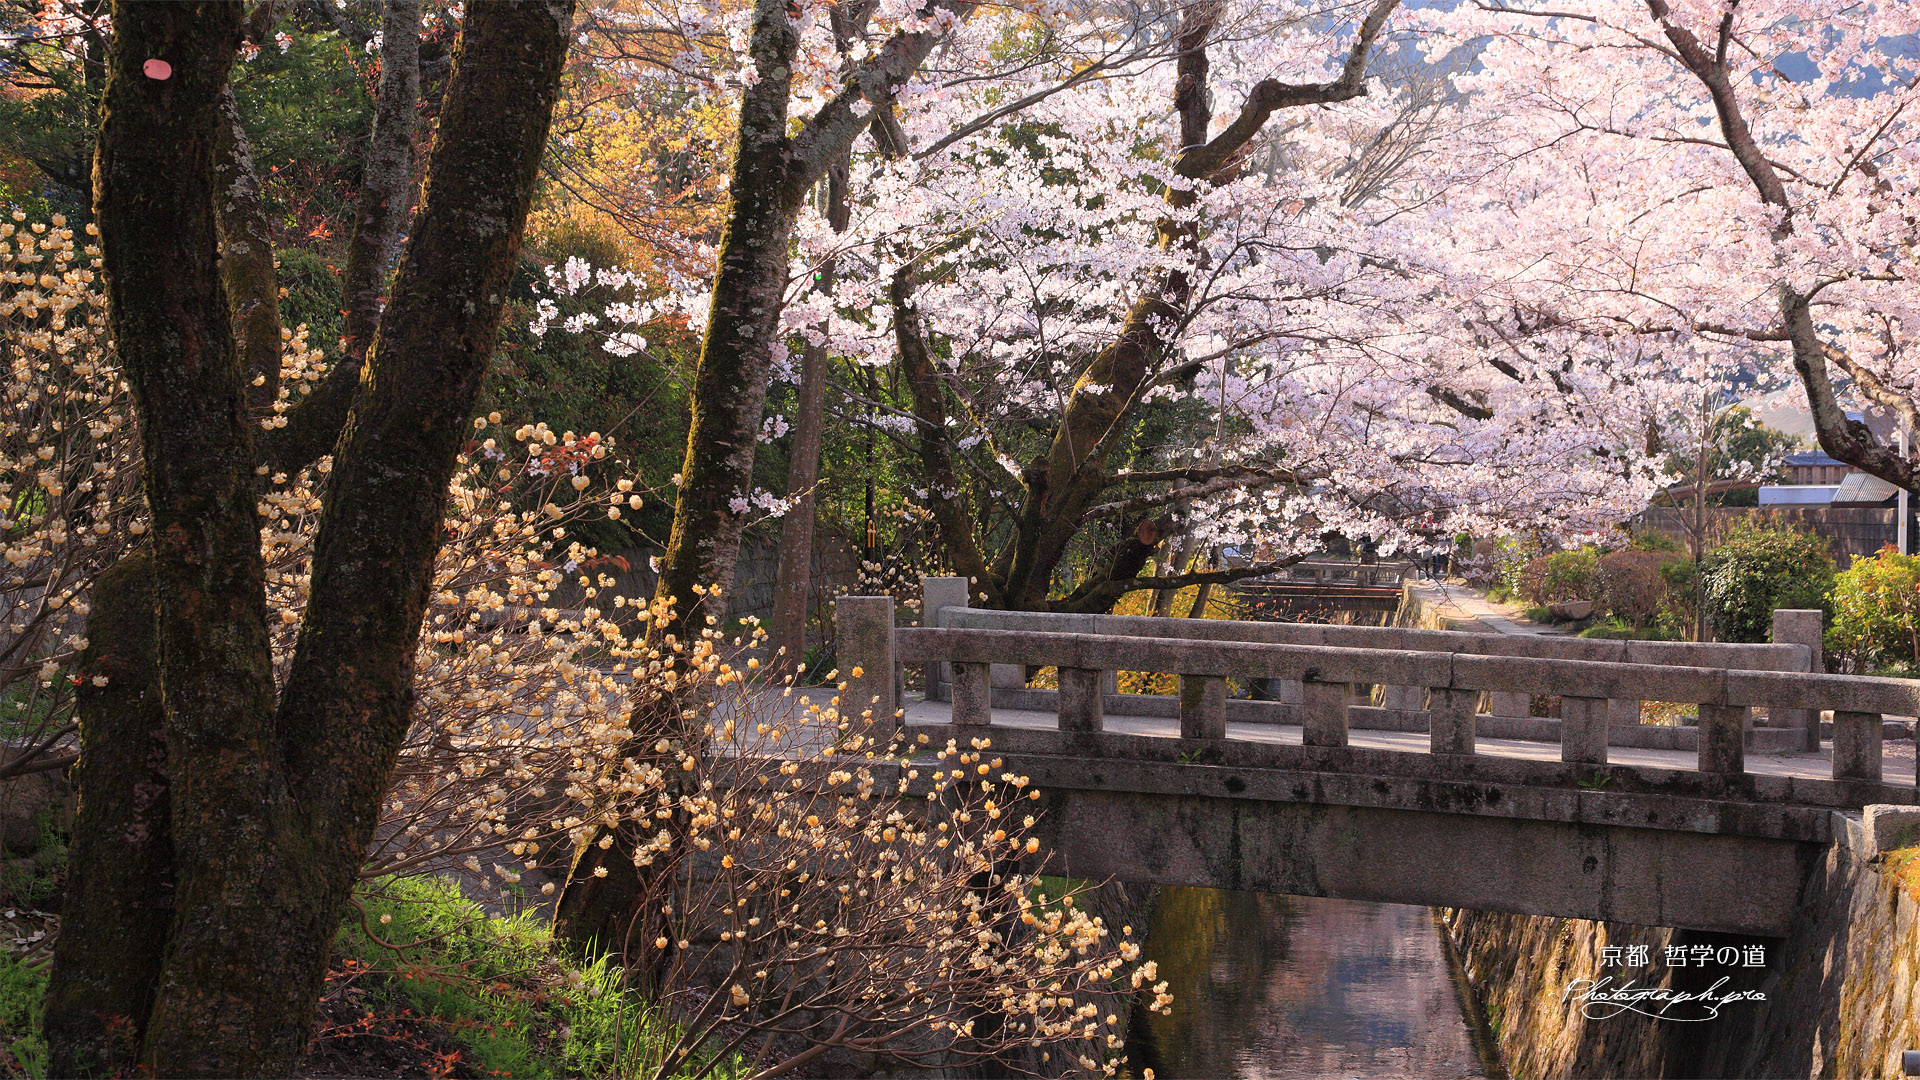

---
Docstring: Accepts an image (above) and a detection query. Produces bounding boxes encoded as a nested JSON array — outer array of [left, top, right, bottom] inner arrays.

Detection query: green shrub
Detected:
[[1481, 537, 1540, 602], [1518, 547, 1600, 606], [1698, 520, 1835, 643], [273, 245, 345, 351], [1629, 529, 1683, 554], [1596, 549, 1669, 628], [1830, 547, 1920, 668]]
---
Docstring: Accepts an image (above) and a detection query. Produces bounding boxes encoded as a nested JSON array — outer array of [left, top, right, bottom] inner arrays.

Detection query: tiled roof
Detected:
[[1783, 450, 1845, 467]]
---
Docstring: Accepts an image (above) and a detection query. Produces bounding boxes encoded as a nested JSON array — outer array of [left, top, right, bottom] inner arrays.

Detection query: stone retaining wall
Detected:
[[1446, 810, 1920, 1078]]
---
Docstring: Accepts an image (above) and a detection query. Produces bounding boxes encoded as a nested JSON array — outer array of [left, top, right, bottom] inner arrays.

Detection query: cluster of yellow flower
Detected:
[[3, 213, 1163, 1074], [623, 720, 1169, 1077], [1, 213, 139, 760]]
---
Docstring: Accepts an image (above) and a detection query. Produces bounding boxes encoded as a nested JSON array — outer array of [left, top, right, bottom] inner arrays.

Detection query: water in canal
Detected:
[[1127, 888, 1502, 1079]]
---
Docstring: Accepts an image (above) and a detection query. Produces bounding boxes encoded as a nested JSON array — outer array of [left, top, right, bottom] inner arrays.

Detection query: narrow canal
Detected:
[[1127, 888, 1504, 1079]]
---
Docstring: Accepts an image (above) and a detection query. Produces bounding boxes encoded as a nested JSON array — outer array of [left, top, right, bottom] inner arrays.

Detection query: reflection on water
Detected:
[[1128, 888, 1495, 1080]]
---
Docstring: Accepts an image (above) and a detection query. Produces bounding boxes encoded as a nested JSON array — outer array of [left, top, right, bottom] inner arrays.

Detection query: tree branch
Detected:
[[785, 1, 970, 209], [1174, 0, 1398, 182]]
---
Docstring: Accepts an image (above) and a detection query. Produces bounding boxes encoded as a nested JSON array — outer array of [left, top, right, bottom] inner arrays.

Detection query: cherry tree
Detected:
[[791, 0, 1677, 611], [523, 0, 1695, 623], [1412, 0, 1917, 490]]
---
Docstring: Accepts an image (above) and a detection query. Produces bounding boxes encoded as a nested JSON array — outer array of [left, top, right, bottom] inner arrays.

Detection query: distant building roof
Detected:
[[1759, 485, 1840, 506], [1783, 450, 1845, 468]]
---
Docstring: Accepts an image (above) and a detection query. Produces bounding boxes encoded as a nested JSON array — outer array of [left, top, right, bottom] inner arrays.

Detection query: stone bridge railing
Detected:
[[831, 587, 1920, 934], [911, 577, 1830, 753], [832, 587, 1911, 790]]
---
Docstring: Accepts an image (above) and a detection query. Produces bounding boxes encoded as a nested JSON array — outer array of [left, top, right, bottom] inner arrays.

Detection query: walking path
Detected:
[[1401, 577, 1561, 636]]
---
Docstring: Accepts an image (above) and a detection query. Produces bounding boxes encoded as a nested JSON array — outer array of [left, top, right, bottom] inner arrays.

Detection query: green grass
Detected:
[[0, 956, 48, 1079], [1577, 619, 1676, 641], [0, 874, 722, 1080], [337, 876, 640, 1078]]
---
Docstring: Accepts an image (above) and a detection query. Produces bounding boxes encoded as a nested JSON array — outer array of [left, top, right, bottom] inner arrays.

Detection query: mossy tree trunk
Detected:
[[556, 0, 962, 956], [213, 83, 282, 413], [769, 159, 849, 669], [44, 4, 573, 1076], [338, 0, 420, 370], [43, 553, 172, 1077]]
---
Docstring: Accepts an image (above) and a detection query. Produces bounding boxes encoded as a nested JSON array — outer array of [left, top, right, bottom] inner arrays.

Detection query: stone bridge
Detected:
[[831, 579, 1920, 937]]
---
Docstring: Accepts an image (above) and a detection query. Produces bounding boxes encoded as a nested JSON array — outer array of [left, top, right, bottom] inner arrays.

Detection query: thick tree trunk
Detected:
[[213, 86, 283, 412], [559, 0, 959, 955], [43, 554, 172, 1079], [261, 0, 420, 476], [168, 6, 568, 1073], [650, 0, 801, 644], [338, 0, 420, 368], [86, 6, 288, 1073], [649, 0, 954, 644], [770, 163, 850, 666], [50, 5, 573, 1076]]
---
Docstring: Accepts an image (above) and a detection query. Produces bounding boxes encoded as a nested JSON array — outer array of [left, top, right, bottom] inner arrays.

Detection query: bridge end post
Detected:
[[835, 596, 898, 744], [1697, 703, 1747, 774], [921, 576, 968, 702], [950, 662, 992, 728], [1429, 687, 1476, 755], [1772, 608, 1824, 751]]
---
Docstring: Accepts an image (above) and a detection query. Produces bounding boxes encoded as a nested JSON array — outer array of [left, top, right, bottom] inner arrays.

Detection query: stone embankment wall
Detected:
[[1394, 582, 1492, 633], [1445, 812, 1920, 1078]]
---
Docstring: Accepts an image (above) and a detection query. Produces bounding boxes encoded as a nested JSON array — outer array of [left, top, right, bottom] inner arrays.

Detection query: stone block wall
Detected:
[[1445, 811, 1920, 1078]]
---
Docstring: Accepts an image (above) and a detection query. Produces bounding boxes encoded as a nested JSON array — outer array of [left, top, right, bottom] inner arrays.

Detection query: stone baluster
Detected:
[[920, 576, 968, 702], [1058, 667, 1105, 732], [1428, 688, 1476, 756], [835, 596, 898, 741], [950, 661, 991, 727], [1303, 677, 1350, 747], [1179, 675, 1227, 739], [1560, 695, 1608, 765], [1608, 698, 1642, 726], [1773, 609, 1825, 751], [1697, 703, 1747, 774], [1832, 710, 1883, 782]]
